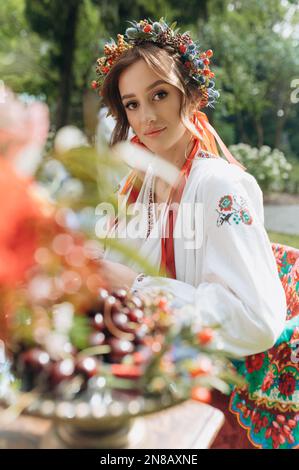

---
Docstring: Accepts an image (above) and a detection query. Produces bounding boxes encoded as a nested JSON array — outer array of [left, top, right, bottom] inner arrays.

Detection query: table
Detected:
[[0, 400, 224, 449]]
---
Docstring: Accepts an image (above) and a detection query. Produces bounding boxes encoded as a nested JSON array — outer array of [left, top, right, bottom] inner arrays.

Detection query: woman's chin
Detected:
[[146, 138, 169, 152]]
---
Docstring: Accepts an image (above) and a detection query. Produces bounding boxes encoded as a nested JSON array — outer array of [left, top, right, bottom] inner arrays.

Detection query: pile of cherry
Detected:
[[12, 288, 169, 397]]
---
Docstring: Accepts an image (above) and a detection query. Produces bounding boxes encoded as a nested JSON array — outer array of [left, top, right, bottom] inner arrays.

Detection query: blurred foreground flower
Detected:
[[0, 159, 46, 286], [54, 126, 88, 155]]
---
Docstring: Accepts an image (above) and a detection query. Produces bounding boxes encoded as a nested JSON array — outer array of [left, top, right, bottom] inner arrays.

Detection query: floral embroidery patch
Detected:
[[216, 194, 253, 227]]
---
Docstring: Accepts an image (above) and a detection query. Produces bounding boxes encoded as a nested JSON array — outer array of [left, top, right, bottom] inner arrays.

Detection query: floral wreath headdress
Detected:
[[92, 18, 220, 109]]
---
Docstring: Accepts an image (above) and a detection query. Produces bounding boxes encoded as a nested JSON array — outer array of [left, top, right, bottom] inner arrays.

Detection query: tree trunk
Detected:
[[254, 116, 264, 147], [200, 0, 209, 21], [55, 0, 80, 129], [236, 112, 249, 143]]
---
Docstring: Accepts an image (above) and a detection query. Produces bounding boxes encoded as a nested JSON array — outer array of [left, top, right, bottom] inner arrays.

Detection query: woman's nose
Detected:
[[140, 106, 157, 127]]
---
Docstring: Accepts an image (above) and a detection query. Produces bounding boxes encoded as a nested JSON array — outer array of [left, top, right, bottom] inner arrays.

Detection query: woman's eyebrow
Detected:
[[121, 80, 167, 101]]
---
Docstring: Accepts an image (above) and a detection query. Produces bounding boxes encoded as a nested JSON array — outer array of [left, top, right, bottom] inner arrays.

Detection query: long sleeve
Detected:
[[132, 167, 287, 358]]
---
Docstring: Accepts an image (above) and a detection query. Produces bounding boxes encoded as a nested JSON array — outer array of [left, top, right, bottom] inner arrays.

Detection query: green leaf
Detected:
[[69, 316, 91, 351]]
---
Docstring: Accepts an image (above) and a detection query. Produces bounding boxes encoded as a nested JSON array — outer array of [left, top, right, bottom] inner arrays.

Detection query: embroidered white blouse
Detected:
[[104, 150, 287, 358]]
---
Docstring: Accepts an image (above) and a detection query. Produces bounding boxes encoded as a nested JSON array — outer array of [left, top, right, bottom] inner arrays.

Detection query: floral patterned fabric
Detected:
[[229, 243, 299, 449]]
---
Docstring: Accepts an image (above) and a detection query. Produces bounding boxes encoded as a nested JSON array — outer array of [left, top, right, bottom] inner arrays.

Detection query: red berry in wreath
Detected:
[[206, 49, 213, 58], [143, 25, 152, 33]]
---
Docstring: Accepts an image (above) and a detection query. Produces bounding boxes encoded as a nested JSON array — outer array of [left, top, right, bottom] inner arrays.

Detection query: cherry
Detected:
[[86, 289, 109, 317], [20, 348, 50, 372], [18, 348, 51, 391], [105, 295, 122, 314], [76, 356, 99, 378], [113, 313, 136, 334], [97, 288, 109, 310], [91, 312, 105, 331], [120, 306, 130, 316], [98, 288, 109, 298], [49, 358, 75, 386], [129, 295, 143, 309], [128, 308, 144, 322], [112, 288, 128, 302], [109, 338, 134, 358], [89, 331, 106, 347]]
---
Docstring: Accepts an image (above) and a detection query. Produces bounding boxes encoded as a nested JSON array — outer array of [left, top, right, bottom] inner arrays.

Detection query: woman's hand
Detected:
[[101, 259, 139, 291]]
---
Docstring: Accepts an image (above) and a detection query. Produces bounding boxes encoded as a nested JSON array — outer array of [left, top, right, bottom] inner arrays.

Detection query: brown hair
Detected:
[[100, 42, 204, 146]]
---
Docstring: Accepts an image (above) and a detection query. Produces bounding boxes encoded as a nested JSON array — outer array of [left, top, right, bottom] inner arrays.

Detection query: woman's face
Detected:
[[118, 59, 190, 153]]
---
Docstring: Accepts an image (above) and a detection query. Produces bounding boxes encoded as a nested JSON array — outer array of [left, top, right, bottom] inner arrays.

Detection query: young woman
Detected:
[[93, 19, 299, 448]]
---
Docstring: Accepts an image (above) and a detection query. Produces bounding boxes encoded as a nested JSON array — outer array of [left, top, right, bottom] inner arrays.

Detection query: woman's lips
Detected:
[[144, 127, 167, 137]]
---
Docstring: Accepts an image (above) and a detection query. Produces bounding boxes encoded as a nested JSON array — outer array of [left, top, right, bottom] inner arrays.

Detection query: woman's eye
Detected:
[[125, 91, 167, 110], [125, 101, 137, 110], [153, 90, 168, 100]]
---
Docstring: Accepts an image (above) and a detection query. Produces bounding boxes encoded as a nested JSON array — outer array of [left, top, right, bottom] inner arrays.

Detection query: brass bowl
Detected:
[[2, 382, 186, 448]]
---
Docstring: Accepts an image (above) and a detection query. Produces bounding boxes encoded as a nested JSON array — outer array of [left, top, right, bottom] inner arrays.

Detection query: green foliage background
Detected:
[[1, 0, 299, 169]]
